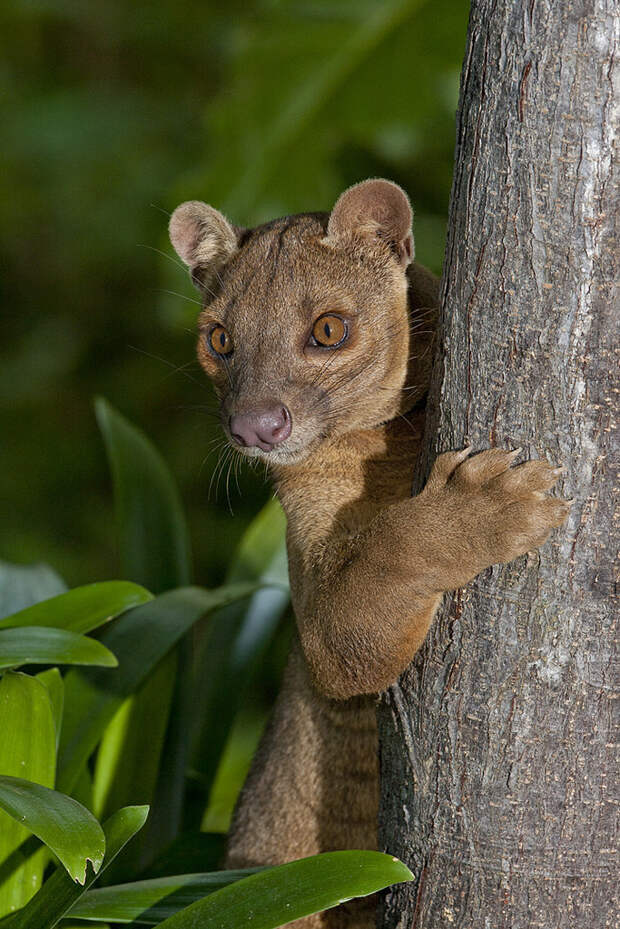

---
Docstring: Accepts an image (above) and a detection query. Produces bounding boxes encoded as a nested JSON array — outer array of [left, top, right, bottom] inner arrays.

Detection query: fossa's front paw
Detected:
[[423, 447, 571, 581]]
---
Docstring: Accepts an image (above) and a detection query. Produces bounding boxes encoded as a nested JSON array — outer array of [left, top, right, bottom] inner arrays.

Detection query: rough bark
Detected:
[[378, 1, 618, 927]]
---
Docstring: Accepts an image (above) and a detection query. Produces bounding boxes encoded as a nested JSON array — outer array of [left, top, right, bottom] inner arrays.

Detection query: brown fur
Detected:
[[169, 180, 570, 928]]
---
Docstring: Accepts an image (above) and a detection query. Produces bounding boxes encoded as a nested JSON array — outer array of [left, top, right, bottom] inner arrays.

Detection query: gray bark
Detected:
[[378, 1, 619, 927]]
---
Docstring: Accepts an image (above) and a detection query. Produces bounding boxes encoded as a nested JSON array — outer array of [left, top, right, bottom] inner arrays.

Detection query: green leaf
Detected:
[[96, 399, 197, 871], [66, 868, 263, 924], [0, 562, 66, 622], [0, 628, 117, 671], [35, 669, 64, 751], [136, 639, 192, 878], [57, 584, 258, 796], [67, 852, 412, 927], [191, 499, 289, 801], [70, 766, 95, 818], [0, 672, 55, 917], [167, 852, 413, 929], [0, 777, 105, 885], [93, 653, 177, 821], [225, 498, 290, 669], [95, 398, 192, 593], [198, 708, 266, 836], [0, 582, 153, 635], [226, 497, 289, 586], [1, 806, 148, 929]]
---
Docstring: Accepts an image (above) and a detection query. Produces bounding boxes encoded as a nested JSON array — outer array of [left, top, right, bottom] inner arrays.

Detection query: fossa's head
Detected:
[[169, 179, 417, 466]]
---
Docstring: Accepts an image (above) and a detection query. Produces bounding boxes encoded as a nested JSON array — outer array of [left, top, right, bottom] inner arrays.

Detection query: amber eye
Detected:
[[311, 314, 347, 347], [209, 325, 233, 356]]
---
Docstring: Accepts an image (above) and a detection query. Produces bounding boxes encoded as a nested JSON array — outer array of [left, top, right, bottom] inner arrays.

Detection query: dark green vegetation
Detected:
[[0, 403, 413, 927], [2, 0, 467, 587], [2, 3, 468, 922]]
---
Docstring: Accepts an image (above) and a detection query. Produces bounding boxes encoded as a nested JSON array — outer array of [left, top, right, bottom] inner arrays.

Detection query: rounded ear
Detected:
[[326, 179, 414, 267], [169, 201, 243, 292]]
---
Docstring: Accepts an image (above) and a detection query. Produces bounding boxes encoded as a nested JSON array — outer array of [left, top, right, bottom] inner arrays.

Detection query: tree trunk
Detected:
[[377, 1, 618, 927]]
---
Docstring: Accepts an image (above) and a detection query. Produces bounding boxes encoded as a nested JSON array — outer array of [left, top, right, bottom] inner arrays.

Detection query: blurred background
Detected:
[[1, 0, 468, 591]]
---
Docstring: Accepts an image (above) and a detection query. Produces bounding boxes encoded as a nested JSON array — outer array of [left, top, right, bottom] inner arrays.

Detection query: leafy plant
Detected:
[[0, 400, 412, 927]]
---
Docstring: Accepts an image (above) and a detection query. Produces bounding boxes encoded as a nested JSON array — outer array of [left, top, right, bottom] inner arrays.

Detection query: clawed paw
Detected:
[[425, 446, 571, 570]]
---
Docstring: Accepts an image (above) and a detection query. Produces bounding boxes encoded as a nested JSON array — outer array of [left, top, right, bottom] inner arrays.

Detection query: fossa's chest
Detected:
[[276, 416, 423, 572]]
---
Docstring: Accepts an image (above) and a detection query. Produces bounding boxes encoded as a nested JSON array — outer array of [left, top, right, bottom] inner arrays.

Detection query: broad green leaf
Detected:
[[96, 399, 194, 872], [225, 497, 289, 668], [125, 640, 191, 882], [95, 399, 195, 869], [0, 582, 153, 635], [0, 562, 66, 621], [71, 766, 95, 818], [74, 852, 412, 928], [1, 806, 148, 929], [0, 628, 117, 671], [57, 584, 258, 795], [226, 498, 289, 586], [35, 669, 64, 751], [0, 777, 105, 885], [191, 499, 289, 802], [0, 672, 55, 917], [95, 398, 192, 593], [93, 653, 177, 821], [178, 852, 412, 928], [199, 706, 268, 835], [66, 868, 263, 924]]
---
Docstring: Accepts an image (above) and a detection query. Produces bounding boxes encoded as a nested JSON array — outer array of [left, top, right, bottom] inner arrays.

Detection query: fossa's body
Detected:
[[169, 180, 569, 928]]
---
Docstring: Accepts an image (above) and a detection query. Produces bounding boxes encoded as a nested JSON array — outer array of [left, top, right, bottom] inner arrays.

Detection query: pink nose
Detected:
[[229, 405, 292, 451]]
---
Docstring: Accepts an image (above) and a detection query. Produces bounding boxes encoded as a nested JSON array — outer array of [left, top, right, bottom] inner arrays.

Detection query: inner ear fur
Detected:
[[169, 200, 243, 292], [326, 178, 414, 267]]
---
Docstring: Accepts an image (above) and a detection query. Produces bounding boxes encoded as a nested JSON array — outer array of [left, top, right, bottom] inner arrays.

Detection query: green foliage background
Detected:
[[1, 0, 468, 587], [0, 7, 469, 918]]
